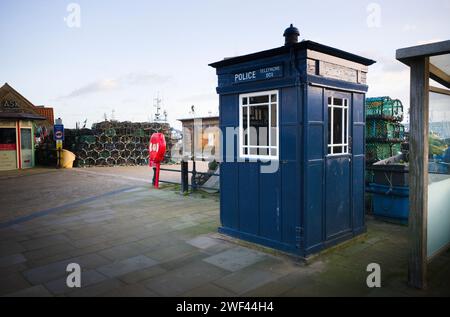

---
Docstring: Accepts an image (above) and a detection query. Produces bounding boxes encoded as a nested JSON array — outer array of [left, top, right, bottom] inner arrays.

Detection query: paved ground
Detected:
[[0, 163, 209, 224], [0, 167, 449, 297]]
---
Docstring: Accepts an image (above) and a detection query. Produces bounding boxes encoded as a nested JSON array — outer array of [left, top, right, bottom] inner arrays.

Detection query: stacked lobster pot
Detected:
[[365, 97, 405, 164], [64, 121, 173, 167]]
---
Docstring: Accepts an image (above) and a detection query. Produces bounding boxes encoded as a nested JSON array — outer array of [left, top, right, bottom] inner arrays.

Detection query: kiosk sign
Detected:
[[233, 65, 283, 84], [54, 124, 64, 141]]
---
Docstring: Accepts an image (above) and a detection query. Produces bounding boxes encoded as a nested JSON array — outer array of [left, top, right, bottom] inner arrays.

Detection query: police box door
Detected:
[[325, 90, 352, 240]]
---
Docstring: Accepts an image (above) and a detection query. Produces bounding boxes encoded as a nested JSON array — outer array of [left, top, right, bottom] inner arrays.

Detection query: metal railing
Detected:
[[152, 157, 220, 193]]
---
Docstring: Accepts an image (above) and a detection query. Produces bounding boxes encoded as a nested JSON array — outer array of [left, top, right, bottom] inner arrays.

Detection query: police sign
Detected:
[[233, 65, 283, 84], [54, 124, 64, 141]]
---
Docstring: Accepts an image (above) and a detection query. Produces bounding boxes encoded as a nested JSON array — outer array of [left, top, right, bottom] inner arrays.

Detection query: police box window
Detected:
[[240, 90, 278, 159], [328, 97, 349, 155]]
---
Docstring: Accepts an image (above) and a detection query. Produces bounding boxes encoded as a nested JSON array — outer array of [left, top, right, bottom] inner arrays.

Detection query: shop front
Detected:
[[0, 83, 49, 171]]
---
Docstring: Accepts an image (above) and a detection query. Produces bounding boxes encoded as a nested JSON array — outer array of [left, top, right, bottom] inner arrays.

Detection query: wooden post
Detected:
[[408, 57, 429, 289]]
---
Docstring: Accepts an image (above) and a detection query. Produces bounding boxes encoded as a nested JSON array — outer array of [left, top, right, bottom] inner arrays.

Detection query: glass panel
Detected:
[[0, 128, 17, 170], [427, 88, 450, 260], [271, 94, 277, 103], [243, 98, 248, 105], [249, 105, 269, 146], [0, 128, 16, 146], [328, 97, 332, 105], [333, 146, 343, 154], [20, 129, 32, 150], [271, 104, 277, 146], [344, 108, 348, 145], [334, 98, 343, 106], [242, 107, 248, 146], [258, 148, 268, 156], [249, 95, 269, 104], [250, 148, 258, 155], [270, 148, 277, 156], [333, 107, 343, 144], [328, 106, 332, 145]]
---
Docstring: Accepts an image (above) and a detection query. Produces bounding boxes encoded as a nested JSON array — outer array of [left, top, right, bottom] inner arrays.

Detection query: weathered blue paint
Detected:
[[210, 39, 375, 258]]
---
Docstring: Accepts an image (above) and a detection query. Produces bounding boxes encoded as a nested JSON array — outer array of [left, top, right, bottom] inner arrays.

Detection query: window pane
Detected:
[[243, 98, 248, 105], [333, 107, 343, 144], [270, 148, 277, 156], [259, 148, 268, 156], [271, 104, 277, 146], [328, 97, 332, 105], [250, 148, 258, 155], [328, 146, 332, 155], [243, 107, 248, 146], [243, 147, 248, 155], [20, 129, 32, 150], [271, 94, 277, 103], [344, 108, 348, 145], [328, 106, 332, 145], [334, 98, 343, 106], [249, 95, 269, 104], [334, 146, 343, 154], [249, 105, 269, 146], [0, 128, 16, 145]]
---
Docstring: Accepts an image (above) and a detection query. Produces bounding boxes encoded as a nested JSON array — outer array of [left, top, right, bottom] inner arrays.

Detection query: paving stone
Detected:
[[5, 285, 52, 297], [118, 266, 167, 284], [181, 283, 236, 297], [241, 278, 295, 297], [44, 270, 107, 295], [187, 236, 220, 250], [97, 255, 158, 278], [69, 279, 125, 297], [83, 214, 116, 224], [21, 234, 71, 251], [23, 242, 75, 261], [0, 241, 25, 256], [0, 253, 26, 268], [23, 253, 110, 285], [100, 284, 159, 297], [144, 242, 198, 263], [145, 261, 228, 296], [203, 247, 266, 272], [0, 272, 31, 296], [0, 262, 27, 277], [213, 268, 281, 295], [98, 242, 151, 261]]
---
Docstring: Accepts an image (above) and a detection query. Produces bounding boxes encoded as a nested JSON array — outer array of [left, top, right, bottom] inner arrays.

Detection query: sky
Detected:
[[1, 0, 449, 129]]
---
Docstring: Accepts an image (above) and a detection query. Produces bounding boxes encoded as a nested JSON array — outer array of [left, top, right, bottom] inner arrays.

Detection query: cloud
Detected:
[[178, 93, 218, 103], [59, 72, 171, 99], [402, 24, 417, 32], [416, 38, 444, 45], [358, 49, 407, 73]]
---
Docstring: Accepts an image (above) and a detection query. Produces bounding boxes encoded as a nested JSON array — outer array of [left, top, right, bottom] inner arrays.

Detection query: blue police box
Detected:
[[210, 25, 375, 258]]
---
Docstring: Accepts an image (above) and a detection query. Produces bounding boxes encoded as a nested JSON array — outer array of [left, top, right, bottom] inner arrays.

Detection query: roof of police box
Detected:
[[209, 40, 376, 68]]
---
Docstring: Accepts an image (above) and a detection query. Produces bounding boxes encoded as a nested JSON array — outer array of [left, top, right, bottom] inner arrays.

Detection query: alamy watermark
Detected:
[[64, 3, 81, 28], [171, 118, 279, 174], [66, 263, 81, 288], [366, 263, 381, 288], [366, 3, 381, 28]]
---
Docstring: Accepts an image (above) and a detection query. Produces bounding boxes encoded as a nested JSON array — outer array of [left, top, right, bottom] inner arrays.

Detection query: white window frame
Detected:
[[327, 96, 350, 156], [239, 90, 279, 160]]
